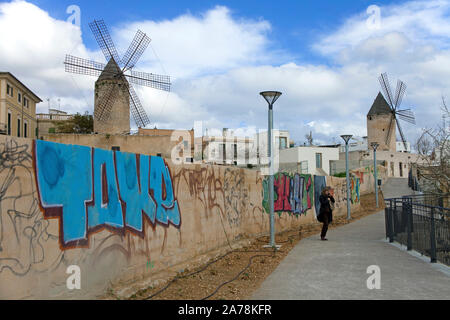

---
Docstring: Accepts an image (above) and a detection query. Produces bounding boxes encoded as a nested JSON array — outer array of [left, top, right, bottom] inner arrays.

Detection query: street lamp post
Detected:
[[370, 142, 379, 208], [260, 91, 282, 248], [341, 134, 353, 220]]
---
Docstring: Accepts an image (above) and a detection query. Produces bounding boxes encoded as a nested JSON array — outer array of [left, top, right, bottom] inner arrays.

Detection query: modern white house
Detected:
[[279, 145, 340, 175]]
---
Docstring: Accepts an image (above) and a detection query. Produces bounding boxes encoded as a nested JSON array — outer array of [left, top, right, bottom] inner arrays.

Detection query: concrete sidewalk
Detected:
[[381, 177, 420, 199], [251, 211, 450, 300]]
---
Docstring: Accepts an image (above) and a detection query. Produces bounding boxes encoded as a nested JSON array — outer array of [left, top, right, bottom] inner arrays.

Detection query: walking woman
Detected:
[[318, 186, 335, 241]]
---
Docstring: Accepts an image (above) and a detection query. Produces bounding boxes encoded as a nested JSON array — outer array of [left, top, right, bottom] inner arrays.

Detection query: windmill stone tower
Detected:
[[94, 59, 130, 134], [367, 92, 396, 151]]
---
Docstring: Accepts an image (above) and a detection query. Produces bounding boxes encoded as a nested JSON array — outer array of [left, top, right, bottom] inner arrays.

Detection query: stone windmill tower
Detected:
[[367, 92, 396, 151], [367, 73, 416, 152], [64, 19, 171, 134], [94, 59, 130, 134]]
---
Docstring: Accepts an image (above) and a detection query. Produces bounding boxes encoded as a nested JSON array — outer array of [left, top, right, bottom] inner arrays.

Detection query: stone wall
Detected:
[[42, 133, 180, 163], [0, 136, 373, 299]]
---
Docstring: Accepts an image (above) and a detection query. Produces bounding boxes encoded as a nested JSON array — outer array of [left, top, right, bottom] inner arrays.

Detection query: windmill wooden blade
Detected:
[[120, 83, 150, 128], [393, 80, 407, 111], [95, 83, 119, 122], [64, 55, 106, 77], [396, 118, 408, 151], [396, 109, 416, 124], [121, 30, 151, 71], [385, 114, 395, 146], [379, 73, 395, 109], [89, 19, 122, 65], [126, 70, 171, 91]]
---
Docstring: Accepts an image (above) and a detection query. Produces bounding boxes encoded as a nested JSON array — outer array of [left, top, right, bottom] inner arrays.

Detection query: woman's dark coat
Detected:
[[318, 194, 335, 223]]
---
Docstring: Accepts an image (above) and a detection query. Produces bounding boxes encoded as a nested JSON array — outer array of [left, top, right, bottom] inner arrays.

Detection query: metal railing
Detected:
[[385, 194, 450, 265]]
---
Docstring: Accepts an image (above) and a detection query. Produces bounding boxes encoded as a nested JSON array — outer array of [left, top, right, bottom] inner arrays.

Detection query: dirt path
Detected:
[[108, 193, 384, 300]]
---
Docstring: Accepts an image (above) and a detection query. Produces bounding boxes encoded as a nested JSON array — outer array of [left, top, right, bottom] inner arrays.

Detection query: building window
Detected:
[[7, 112, 11, 135], [23, 97, 29, 108], [111, 146, 120, 151], [24, 121, 28, 138], [219, 143, 225, 162], [7, 84, 13, 97], [233, 144, 237, 160], [279, 137, 287, 150], [315, 153, 322, 169], [18, 92, 22, 103], [299, 161, 308, 174], [17, 118, 21, 137]]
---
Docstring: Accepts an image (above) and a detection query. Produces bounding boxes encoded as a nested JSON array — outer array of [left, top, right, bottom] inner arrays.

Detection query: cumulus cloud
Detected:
[[0, 0, 449, 147], [113, 6, 277, 79], [0, 0, 96, 114]]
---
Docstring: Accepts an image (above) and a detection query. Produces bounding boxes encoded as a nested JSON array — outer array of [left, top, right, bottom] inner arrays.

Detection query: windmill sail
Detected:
[[64, 19, 171, 129], [378, 73, 415, 151]]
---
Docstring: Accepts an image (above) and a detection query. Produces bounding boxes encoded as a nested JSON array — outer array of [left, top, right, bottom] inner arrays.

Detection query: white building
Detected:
[[396, 141, 411, 153], [201, 130, 254, 166], [200, 128, 293, 167], [279, 146, 340, 175], [339, 137, 368, 153], [254, 129, 291, 151], [338, 136, 412, 153]]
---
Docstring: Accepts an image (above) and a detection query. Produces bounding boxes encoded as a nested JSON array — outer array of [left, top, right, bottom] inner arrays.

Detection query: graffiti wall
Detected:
[[351, 165, 387, 195], [263, 173, 361, 219], [34, 140, 180, 248], [0, 136, 304, 299], [262, 173, 313, 216], [0, 136, 374, 299], [326, 176, 361, 215]]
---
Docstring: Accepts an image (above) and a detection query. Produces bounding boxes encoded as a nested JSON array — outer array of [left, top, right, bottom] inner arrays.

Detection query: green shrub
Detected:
[[333, 172, 347, 178]]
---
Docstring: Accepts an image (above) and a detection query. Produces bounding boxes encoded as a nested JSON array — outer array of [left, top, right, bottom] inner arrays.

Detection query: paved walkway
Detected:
[[251, 179, 450, 300], [380, 177, 420, 199]]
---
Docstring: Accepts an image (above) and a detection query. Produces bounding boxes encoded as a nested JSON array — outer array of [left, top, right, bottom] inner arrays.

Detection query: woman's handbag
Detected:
[[317, 212, 324, 222]]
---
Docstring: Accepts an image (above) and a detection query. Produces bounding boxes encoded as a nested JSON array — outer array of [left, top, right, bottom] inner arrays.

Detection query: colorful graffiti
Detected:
[[314, 175, 327, 217], [33, 140, 181, 248], [262, 173, 313, 216], [350, 177, 360, 204], [353, 171, 364, 184]]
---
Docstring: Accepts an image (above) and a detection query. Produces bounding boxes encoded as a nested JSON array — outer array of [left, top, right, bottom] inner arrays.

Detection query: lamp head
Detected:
[[370, 142, 379, 150], [260, 91, 282, 108], [340, 134, 353, 144]]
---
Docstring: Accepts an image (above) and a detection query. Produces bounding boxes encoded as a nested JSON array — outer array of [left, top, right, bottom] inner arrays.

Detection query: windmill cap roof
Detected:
[[97, 58, 126, 82], [367, 92, 392, 116]]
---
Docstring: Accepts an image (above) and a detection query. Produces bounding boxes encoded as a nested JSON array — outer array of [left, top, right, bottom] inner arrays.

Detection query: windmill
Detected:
[[64, 19, 170, 132], [378, 72, 415, 151]]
